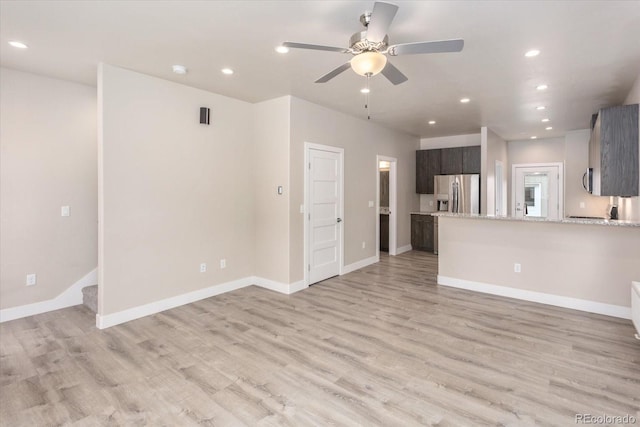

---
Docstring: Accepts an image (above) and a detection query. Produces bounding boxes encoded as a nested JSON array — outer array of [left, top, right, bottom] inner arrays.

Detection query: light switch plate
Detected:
[[61, 206, 70, 217], [299, 205, 304, 214], [368, 201, 374, 208], [200, 263, 207, 273], [579, 202, 585, 209]]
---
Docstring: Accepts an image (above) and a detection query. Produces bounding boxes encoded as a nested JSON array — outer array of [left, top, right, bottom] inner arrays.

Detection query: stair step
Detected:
[[82, 285, 98, 313]]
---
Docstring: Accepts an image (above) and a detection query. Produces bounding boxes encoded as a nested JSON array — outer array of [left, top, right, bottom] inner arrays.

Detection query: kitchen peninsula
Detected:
[[434, 213, 640, 319]]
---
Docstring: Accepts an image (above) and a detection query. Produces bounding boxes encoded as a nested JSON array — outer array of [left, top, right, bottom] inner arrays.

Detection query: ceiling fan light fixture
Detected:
[[350, 51, 387, 77]]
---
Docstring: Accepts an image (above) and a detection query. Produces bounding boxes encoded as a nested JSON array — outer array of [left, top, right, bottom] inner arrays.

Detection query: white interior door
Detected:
[[513, 164, 562, 220], [308, 148, 342, 284]]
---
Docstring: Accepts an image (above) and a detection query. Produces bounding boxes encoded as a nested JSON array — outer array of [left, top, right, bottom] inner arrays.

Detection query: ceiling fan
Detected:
[[282, 1, 464, 85]]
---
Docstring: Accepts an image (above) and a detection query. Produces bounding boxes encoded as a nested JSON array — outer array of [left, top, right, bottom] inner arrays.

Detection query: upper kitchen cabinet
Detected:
[[588, 104, 639, 197], [416, 149, 441, 194], [462, 146, 481, 174], [440, 147, 463, 175]]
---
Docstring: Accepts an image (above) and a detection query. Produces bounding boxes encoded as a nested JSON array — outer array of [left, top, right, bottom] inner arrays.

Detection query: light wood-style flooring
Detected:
[[1, 251, 639, 426]]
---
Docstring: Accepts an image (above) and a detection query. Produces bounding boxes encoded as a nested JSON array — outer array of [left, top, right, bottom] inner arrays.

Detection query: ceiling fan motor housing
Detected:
[[350, 31, 388, 54]]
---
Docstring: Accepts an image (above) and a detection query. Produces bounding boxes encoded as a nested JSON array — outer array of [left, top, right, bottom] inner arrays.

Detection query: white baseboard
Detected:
[[252, 277, 308, 295], [3, 270, 311, 328], [0, 268, 97, 323], [438, 275, 631, 320], [96, 275, 310, 329], [97, 277, 253, 329], [342, 255, 379, 275], [288, 279, 308, 294], [396, 244, 412, 255]]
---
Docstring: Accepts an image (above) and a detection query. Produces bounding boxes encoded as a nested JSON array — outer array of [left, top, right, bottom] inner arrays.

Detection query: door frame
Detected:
[[376, 155, 397, 256], [495, 160, 506, 216], [304, 142, 345, 286], [511, 162, 564, 218]]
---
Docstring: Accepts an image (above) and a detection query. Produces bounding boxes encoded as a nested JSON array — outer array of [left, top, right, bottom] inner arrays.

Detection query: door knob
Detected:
[[337, 218, 342, 223]]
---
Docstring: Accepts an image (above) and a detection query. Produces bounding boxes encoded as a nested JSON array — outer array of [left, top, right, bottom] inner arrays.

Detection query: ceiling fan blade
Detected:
[[366, 2, 399, 43], [381, 61, 408, 85], [387, 39, 464, 56], [315, 62, 351, 83], [282, 42, 349, 53]]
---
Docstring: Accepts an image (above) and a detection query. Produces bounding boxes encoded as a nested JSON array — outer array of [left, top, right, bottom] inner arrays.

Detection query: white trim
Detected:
[[396, 244, 412, 255], [438, 275, 631, 319], [96, 276, 309, 329], [252, 277, 308, 294], [289, 280, 308, 294], [304, 142, 345, 286], [97, 277, 253, 329], [631, 281, 640, 335], [341, 255, 379, 275], [0, 268, 97, 323]]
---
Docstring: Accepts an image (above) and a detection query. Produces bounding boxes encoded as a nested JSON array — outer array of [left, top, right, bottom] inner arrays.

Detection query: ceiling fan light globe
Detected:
[[350, 52, 387, 76]]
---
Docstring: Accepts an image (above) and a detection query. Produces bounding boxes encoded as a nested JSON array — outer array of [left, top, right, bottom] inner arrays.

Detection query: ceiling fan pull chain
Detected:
[[366, 74, 371, 120]]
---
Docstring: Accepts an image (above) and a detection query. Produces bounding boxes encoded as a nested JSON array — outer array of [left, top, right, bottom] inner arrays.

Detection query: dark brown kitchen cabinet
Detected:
[[440, 147, 463, 175], [380, 214, 389, 251], [462, 146, 481, 174], [416, 149, 441, 194], [411, 214, 434, 252]]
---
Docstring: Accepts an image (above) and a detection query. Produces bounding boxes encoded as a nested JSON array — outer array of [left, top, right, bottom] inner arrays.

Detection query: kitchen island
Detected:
[[434, 213, 640, 318]]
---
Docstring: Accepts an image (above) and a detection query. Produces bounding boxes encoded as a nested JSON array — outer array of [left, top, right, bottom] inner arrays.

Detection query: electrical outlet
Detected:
[[220, 259, 226, 269], [362, 241, 366, 249], [61, 206, 70, 217], [514, 263, 521, 273], [200, 263, 207, 273], [26, 273, 37, 286], [300, 204, 304, 213], [579, 202, 585, 209]]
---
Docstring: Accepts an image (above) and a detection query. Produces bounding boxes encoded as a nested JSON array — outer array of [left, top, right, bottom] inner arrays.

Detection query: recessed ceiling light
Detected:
[[530, 136, 537, 139], [8, 41, 28, 49], [536, 105, 546, 110], [428, 120, 436, 125], [172, 65, 187, 75], [545, 126, 553, 130], [541, 118, 550, 123], [275, 46, 289, 54], [460, 98, 470, 103], [360, 88, 370, 94], [536, 84, 548, 91], [221, 68, 234, 75], [525, 49, 540, 57]]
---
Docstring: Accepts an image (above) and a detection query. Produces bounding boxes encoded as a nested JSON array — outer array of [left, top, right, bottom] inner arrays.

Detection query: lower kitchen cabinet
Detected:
[[380, 214, 389, 252], [411, 214, 434, 252]]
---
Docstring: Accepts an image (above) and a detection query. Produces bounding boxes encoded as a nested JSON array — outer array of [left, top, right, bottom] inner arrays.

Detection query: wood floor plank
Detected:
[[1, 251, 638, 426]]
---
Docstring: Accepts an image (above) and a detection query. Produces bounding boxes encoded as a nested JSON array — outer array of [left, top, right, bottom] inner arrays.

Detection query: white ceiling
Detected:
[[2, 1, 639, 140]]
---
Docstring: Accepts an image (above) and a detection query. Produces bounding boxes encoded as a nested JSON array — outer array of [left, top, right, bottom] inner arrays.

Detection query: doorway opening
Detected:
[[377, 155, 397, 256], [304, 143, 344, 286], [512, 163, 563, 220]]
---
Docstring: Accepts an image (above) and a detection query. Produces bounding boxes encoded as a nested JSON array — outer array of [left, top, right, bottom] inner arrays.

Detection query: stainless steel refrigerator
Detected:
[[433, 174, 480, 254]]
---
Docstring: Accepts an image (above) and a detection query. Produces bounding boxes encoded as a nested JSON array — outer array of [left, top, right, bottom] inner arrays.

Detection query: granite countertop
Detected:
[[410, 211, 436, 216], [431, 212, 640, 227]]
